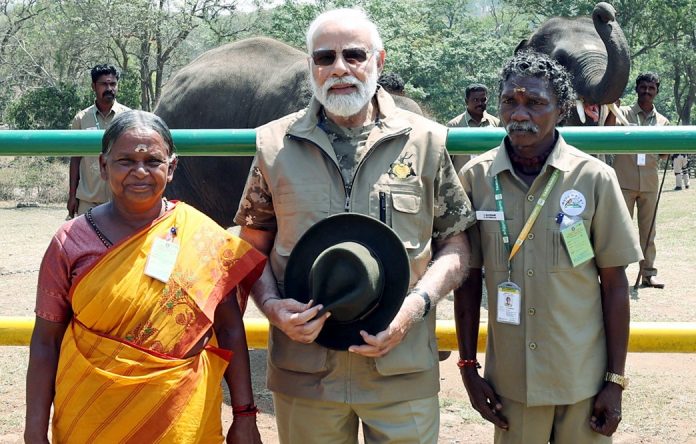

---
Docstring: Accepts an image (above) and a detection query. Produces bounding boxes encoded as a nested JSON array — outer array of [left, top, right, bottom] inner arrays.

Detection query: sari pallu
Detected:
[[51, 202, 265, 443]]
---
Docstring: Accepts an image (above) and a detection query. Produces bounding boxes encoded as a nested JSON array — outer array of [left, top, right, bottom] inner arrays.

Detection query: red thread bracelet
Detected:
[[233, 403, 260, 417], [457, 358, 481, 369]]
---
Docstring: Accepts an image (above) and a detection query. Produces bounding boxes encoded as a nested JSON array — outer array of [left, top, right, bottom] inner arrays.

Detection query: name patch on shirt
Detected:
[[476, 210, 504, 221]]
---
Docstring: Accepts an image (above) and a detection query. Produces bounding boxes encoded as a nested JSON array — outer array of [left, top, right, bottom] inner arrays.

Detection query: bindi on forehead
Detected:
[[134, 144, 148, 153]]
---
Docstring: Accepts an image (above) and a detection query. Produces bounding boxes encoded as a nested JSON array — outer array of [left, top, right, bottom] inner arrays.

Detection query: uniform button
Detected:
[[528, 308, 536, 315], [529, 342, 537, 350], [527, 194, 534, 202], [527, 269, 534, 277], [527, 233, 535, 240]]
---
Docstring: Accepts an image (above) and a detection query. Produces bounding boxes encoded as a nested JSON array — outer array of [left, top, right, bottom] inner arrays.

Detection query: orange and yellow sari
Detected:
[[51, 202, 265, 443]]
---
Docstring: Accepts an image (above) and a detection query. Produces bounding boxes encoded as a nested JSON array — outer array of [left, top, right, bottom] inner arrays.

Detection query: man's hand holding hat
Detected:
[[263, 298, 330, 344], [348, 292, 427, 357]]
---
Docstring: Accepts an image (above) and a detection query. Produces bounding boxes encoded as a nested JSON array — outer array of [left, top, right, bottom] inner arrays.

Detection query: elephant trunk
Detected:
[[576, 2, 631, 105]]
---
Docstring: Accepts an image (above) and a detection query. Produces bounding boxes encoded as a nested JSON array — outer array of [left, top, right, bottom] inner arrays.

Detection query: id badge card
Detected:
[[637, 153, 646, 166], [144, 237, 180, 283], [497, 281, 521, 325], [560, 219, 595, 267]]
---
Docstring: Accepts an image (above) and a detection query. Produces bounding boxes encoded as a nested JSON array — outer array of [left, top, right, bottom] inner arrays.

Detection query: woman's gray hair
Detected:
[[305, 8, 383, 53], [101, 110, 176, 157]]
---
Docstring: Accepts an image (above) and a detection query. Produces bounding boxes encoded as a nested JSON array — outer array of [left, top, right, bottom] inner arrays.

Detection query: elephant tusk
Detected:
[[608, 102, 630, 126], [576, 100, 586, 124]]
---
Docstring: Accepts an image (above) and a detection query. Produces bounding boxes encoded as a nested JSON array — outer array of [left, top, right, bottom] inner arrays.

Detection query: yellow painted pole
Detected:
[[0, 317, 35, 346], [2, 317, 695, 352]]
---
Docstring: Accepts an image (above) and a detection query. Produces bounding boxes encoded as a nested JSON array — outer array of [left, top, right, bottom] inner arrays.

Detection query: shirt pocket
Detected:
[[546, 216, 592, 273], [274, 184, 330, 257], [479, 219, 509, 272], [388, 183, 423, 250]]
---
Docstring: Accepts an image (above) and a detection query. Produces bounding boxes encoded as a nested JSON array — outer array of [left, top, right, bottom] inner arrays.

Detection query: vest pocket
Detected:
[[269, 326, 329, 373], [274, 184, 330, 256], [389, 187, 422, 250], [374, 317, 435, 375]]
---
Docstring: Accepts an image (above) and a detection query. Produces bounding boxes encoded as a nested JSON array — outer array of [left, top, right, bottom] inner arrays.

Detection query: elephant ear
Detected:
[[514, 39, 529, 54]]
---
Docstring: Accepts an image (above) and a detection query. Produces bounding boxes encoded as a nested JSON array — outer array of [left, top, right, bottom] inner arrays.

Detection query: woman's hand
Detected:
[[227, 416, 262, 444]]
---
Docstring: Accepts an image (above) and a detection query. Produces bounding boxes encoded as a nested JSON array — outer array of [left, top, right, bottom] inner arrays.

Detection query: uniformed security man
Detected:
[[455, 51, 642, 443]]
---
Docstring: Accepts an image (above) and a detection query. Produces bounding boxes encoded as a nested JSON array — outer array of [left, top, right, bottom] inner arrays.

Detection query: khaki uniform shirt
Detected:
[[71, 101, 130, 203], [235, 87, 475, 403], [447, 109, 500, 128], [459, 134, 642, 406], [613, 103, 670, 192], [447, 110, 500, 172]]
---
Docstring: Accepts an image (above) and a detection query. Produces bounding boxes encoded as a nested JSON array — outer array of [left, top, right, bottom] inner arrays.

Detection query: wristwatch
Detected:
[[410, 288, 431, 318], [604, 371, 629, 389]]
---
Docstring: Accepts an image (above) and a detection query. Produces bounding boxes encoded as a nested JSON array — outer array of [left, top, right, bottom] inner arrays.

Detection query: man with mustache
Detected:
[[68, 64, 130, 217], [235, 7, 475, 443], [612, 72, 670, 288], [456, 51, 642, 443], [448, 83, 501, 171]]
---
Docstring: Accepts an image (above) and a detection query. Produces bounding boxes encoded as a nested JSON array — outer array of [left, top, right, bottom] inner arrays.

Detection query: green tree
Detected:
[[5, 82, 86, 129]]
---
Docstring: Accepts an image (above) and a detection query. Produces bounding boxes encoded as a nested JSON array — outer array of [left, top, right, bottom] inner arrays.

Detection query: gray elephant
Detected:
[[515, 2, 630, 126], [155, 37, 422, 227]]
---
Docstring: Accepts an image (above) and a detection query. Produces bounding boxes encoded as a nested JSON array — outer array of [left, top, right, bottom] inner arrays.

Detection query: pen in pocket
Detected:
[[379, 191, 386, 223]]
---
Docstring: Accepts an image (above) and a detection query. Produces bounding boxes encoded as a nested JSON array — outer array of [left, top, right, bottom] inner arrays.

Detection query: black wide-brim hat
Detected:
[[284, 213, 410, 350]]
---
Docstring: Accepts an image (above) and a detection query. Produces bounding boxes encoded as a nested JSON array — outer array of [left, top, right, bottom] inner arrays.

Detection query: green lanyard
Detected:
[[493, 168, 560, 280]]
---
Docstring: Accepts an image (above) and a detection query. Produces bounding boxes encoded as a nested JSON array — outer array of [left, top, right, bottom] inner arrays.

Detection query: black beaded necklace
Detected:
[[86, 199, 169, 249], [86, 208, 113, 248]]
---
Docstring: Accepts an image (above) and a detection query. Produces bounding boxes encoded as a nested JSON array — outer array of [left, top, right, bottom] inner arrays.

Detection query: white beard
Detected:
[[311, 68, 378, 118]]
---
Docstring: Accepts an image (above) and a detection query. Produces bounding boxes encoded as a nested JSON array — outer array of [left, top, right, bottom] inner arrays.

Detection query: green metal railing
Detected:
[[1, 126, 695, 351], [1, 126, 695, 156]]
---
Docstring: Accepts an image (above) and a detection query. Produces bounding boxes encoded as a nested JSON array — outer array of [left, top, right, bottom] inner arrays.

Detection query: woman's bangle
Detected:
[[233, 403, 260, 417], [457, 358, 481, 369]]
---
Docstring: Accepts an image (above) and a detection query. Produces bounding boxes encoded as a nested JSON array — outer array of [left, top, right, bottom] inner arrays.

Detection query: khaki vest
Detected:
[[255, 88, 448, 402]]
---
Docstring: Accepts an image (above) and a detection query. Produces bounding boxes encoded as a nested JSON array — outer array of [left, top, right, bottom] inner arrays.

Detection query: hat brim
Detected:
[[284, 213, 410, 350]]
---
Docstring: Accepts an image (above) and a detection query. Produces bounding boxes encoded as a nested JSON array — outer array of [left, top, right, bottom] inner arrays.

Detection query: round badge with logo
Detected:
[[559, 189, 586, 217]]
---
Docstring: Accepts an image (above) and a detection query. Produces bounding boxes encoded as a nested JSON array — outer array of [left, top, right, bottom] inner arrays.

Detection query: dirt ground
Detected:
[[1, 177, 695, 443]]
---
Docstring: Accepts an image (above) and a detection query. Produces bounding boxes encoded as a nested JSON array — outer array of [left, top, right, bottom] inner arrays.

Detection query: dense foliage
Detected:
[[0, 0, 693, 127]]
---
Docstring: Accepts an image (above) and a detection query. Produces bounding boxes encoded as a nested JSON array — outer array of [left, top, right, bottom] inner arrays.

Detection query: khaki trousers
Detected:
[[273, 392, 439, 444], [621, 189, 658, 276], [494, 396, 611, 444]]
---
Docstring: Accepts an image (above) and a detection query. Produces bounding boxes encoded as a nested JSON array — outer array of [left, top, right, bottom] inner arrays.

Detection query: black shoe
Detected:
[[674, 186, 682, 191], [642, 276, 665, 289], [687, 185, 690, 189]]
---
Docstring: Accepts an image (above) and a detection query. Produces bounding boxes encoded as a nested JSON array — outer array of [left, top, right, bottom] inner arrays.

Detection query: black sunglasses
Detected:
[[311, 48, 376, 66]]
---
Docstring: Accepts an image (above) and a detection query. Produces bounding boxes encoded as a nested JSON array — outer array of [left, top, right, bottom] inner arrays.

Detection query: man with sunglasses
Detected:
[[448, 83, 501, 172], [68, 64, 130, 217], [235, 7, 475, 444]]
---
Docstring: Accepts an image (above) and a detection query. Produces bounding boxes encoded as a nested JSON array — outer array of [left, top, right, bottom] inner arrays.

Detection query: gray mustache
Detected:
[[506, 121, 539, 134]]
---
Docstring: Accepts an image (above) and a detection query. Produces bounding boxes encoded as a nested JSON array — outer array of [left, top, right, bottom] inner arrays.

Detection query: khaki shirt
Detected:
[[71, 101, 130, 203], [235, 87, 475, 403], [446, 109, 500, 128], [447, 110, 500, 171], [613, 103, 670, 192], [459, 134, 642, 406]]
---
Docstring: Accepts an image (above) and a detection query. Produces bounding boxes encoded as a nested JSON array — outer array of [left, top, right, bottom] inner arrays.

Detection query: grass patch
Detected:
[[0, 156, 68, 203]]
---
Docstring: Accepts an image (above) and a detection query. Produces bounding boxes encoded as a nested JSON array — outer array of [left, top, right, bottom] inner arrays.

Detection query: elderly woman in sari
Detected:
[[25, 110, 266, 443]]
